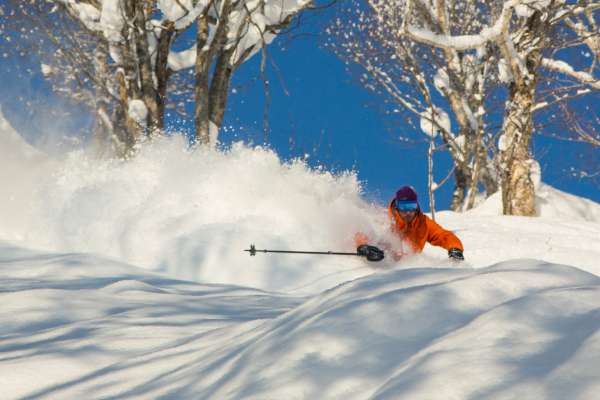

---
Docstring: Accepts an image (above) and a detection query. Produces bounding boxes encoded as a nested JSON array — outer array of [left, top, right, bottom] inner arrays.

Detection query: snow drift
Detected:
[[1, 243, 599, 399]]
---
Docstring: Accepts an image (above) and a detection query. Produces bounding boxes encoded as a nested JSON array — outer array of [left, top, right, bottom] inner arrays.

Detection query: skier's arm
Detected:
[[425, 217, 464, 252]]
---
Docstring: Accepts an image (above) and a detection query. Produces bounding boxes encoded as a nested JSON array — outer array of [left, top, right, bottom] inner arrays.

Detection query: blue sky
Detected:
[[1, 5, 598, 210], [220, 19, 600, 208], [223, 39, 433, 206]]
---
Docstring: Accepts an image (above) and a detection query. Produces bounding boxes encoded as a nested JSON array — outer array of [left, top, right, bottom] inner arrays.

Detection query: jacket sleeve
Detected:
[[425, 216, 464, 251]]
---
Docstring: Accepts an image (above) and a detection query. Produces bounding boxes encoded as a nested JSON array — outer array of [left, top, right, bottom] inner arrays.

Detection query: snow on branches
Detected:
[[41, 0, 313, 154], [329, 0, 498, 211], [330, 0, 600, 215]]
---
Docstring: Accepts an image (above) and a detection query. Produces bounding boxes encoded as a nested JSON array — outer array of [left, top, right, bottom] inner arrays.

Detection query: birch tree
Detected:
[[3, 0, 316, 156], [333, 0, 600, 215], [329, 0, 501, 211], [405, 0, 600, 216]]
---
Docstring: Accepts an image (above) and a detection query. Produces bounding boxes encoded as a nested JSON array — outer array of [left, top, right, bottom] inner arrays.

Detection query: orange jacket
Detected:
[[355, 202, 463, 257], [387, 201, 463, 253]]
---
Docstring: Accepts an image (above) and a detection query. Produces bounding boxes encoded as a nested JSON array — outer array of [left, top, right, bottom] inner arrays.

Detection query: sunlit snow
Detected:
[[1, 110, 599, 399]]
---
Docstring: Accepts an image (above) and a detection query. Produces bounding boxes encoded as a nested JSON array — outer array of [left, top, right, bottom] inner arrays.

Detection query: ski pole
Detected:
[[245, 244, 360, 257], [244, 244, 384, 261]]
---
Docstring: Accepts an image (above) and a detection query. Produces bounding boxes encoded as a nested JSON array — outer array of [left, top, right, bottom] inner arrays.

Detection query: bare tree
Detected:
[[191, 0, 311, 145], [404, 0, 600, 216], [333, 0, 600, 215], [489, 1, 600, 215], [3, 0, 160, 156], [535, 5, 600, 188], [329, 0, 501, 212], [3, 0, 319, 156]]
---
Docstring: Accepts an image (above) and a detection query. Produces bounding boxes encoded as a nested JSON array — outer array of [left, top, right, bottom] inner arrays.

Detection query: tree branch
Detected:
[[541, 58, 600, 90]]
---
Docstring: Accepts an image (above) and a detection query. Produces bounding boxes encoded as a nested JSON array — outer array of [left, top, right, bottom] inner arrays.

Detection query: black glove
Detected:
[[357, 245, 385, 262], [448, 248, 464, 261]]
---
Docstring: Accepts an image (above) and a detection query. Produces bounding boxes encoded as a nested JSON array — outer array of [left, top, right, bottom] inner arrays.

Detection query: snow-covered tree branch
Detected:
[[3, 0, 319, 156], [329, 0, 500, 211], [541, 58, 600, 89], [331, 0, 600, 216]]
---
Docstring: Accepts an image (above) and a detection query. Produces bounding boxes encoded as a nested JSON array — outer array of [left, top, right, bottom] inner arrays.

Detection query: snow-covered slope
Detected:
[[0, 242, 306, 399], [467, 181, 600, 223], [1, 113, 600, 399], [1, 243, 599, 399]]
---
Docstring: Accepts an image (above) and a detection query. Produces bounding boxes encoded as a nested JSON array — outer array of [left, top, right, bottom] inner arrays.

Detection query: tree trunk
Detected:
[[194, 0, 234, 146], [481, 148, 498, 196], [498, 11, 546, 216], [499, 82, 537, 216], [155, 21, 175, 127], [131, 1, 160, 135], [194, 15, 211, 145], [92, 39, 113, 156], [428, 139, 436, 220], [116, 69, 139, 156], [450, 163, 469, 211], [209, 47, 235, 130], [466, 128, 483, 210], [113, 1, 144, 156]]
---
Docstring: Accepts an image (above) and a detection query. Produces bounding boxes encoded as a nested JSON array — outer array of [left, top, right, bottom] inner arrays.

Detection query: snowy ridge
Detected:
[[1, 243, 599, 399], [0, 242, 305, 399], [467, 182, 600, 223]]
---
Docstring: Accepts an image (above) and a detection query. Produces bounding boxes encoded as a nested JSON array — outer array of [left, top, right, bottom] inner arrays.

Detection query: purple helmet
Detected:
[[394, 186, 419, 212]]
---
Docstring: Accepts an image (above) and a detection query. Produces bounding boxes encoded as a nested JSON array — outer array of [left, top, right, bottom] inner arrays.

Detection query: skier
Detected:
[[355, 186, 464, 261]]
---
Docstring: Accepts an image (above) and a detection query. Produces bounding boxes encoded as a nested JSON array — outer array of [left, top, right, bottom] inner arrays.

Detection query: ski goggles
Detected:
[[395, 200, 418, 212]]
